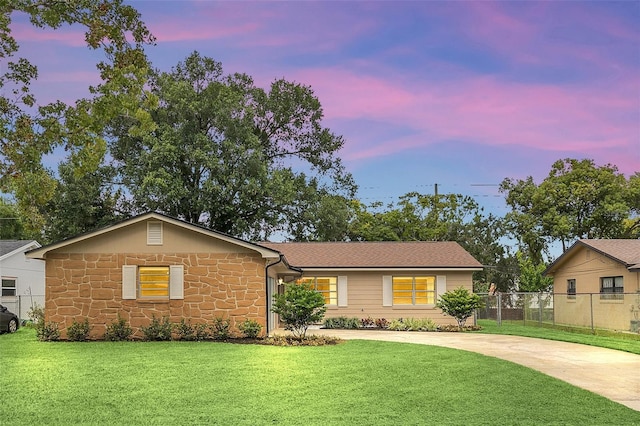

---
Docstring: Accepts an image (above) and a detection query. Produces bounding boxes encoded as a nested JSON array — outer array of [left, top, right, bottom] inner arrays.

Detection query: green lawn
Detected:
[[476, 319, 640, 355], [2, 329, 639, 425]]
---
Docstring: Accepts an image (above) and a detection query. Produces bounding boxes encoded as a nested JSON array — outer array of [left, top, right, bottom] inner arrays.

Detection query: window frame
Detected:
[[392, 275, 436, 306], [600, 276, 623, 300], [566, 279, 576, 299], [297, 276, 338, 306], [1, 277, 17, 297], [138, 266, 170, 299]]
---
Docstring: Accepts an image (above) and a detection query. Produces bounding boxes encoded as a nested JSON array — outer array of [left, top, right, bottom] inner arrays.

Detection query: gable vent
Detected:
[[147, 221, 163, 245]]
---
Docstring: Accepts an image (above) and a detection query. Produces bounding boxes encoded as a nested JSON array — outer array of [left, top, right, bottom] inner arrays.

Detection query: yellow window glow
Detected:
[[139, 266, 169, 298]]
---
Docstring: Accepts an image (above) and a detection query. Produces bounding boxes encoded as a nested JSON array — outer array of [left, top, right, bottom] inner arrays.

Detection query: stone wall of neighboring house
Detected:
[[45, 252, 266, 339]]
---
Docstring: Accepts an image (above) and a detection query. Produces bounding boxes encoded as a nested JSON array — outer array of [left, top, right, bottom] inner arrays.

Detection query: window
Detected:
[[600, 276, 623, 300], [393, 276, 435, 305], [297, 276, 337, 305], [567, 279, 576, 299], [139, 266, 170, 298], [122, 265, 183, 300], [1, 278, 16, 297]]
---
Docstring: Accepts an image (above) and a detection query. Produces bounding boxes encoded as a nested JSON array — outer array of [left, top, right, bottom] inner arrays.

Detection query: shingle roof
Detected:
[[578, 239, 640, 267], [545, 239, 640, 274], [0, 240, 37, 257], [260, 241, 483, 269]]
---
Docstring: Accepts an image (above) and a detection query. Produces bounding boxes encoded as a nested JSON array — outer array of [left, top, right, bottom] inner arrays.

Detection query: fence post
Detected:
[[589, 293, 594, 334], [538, 292, 543, 325], [497, 293, 502, 327]]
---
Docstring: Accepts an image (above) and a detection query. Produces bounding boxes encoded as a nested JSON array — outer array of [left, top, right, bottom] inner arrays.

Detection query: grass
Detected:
[[2, 328, 639, 425], [476, 319, 640, 355]]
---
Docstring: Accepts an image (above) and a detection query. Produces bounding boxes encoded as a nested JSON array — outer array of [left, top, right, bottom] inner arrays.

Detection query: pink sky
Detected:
[[9, 1, 640, 207]]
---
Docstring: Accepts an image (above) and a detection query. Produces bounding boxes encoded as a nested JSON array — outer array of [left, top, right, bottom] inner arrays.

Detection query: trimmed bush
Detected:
[[210, 316, 231, 340], [272, 283, 327, 338], [140, 315, 172, 341], [239, 319, 262, 339], [104, 315, 133, 341], [323, 316, 360, 329], [437, 287, 484, 329], [175, 319, 210, 341], [67, 318, 91, 341]]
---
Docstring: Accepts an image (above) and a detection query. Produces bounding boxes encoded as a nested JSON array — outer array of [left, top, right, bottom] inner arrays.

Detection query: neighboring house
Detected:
[[27, 213, 483, 339], [0, 240, 45, 319], [261, 241, 482, 325], [544, 239, 640, 332]]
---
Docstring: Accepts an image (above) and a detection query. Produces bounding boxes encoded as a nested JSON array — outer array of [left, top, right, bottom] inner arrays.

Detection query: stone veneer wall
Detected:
[[45, 252, 267, 339]]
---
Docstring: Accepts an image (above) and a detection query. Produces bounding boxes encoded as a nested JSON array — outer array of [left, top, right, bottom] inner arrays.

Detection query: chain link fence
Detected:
[[477, 292, 640, 334]]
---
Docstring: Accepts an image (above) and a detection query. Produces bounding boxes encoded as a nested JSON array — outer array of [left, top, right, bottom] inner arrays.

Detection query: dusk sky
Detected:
[[12, 1, 640, 216]]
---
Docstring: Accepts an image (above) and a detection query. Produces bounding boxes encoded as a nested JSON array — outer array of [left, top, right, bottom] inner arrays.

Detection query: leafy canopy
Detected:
[[109, 51, 356, 239], [0, 0, 156, 236]]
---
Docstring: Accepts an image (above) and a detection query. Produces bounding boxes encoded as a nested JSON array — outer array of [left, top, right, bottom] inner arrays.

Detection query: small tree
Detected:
[[436, 287, 484, 330], [272, 282, 327, 339]]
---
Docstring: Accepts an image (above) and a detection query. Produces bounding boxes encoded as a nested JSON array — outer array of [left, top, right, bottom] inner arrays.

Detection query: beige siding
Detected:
[[56, 219, 253, 255], [309, 270, 474, 325], [551, 246, 640, 331]]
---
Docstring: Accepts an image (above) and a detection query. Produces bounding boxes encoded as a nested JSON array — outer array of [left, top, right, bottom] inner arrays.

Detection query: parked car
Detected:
[[0, 304, 19, 333]]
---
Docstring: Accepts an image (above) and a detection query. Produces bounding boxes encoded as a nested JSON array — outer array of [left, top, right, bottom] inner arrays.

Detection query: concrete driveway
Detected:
[[305, 328, 640, 412]]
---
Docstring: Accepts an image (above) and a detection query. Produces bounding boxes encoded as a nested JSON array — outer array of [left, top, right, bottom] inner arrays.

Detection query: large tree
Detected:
[[109, 52, 355, 239], [501, 158, 637, 262], [0, 0, 155, 236], [348, 192, 516, 291]]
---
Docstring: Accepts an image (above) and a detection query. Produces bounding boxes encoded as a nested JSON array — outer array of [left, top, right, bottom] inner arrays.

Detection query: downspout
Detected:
[[265, 254, 284, 335]]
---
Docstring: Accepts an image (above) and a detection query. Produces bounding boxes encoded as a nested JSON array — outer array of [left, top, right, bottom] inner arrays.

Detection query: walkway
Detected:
[[305, 328, 640, 412]]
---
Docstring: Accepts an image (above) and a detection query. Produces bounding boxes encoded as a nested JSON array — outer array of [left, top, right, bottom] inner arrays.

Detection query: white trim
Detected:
[[122, 265, 137, 299], [169, 265, 184, 299], [0, 241, 41, 262], [337, 276, 348, 307], [382, 275, 392, 306], [300, 267, 483, 272], [436, 275, 447, 298]]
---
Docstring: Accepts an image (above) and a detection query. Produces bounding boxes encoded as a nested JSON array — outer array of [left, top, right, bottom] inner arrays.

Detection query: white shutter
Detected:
[[122, 265, 137, 299], [337, 276, 348, 307], [382, 275, 393, 306], [436, 275, 447, 300], [169, 265, 184, 299]]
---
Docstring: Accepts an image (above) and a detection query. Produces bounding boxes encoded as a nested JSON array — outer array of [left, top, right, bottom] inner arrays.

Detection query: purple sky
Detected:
[[12, 1, 640, 214]]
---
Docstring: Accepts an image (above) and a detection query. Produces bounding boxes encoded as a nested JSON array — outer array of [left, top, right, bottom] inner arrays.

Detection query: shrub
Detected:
[[387, 319, 408, 331], [140, 315, 173, 341], [210, 316, 231, 340], [360, 317, 375, 328], [323, 316, 359, 329], [265, 335, 342, 346], [272, 283, 327, 338], [175, 319, 210, 341], [375, 318, 389, 329], [436, 287, 484, 329], [104, 315, 133, 341], [404, 318, 437, 331], [239, 319, 262, 339], [67, 318, 91, 341], [28, 304, 44, 324], [37, 321, 60, 341]]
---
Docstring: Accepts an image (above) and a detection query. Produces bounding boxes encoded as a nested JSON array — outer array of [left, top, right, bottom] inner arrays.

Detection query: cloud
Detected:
[[292, 66, 639, 174]]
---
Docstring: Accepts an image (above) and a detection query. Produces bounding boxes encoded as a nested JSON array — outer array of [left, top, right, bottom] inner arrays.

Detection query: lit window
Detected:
[[139, 266, 170, 298], [1, 278, 16, 297], [393, 276, 435, 305], [297, 277, 337, 305]]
